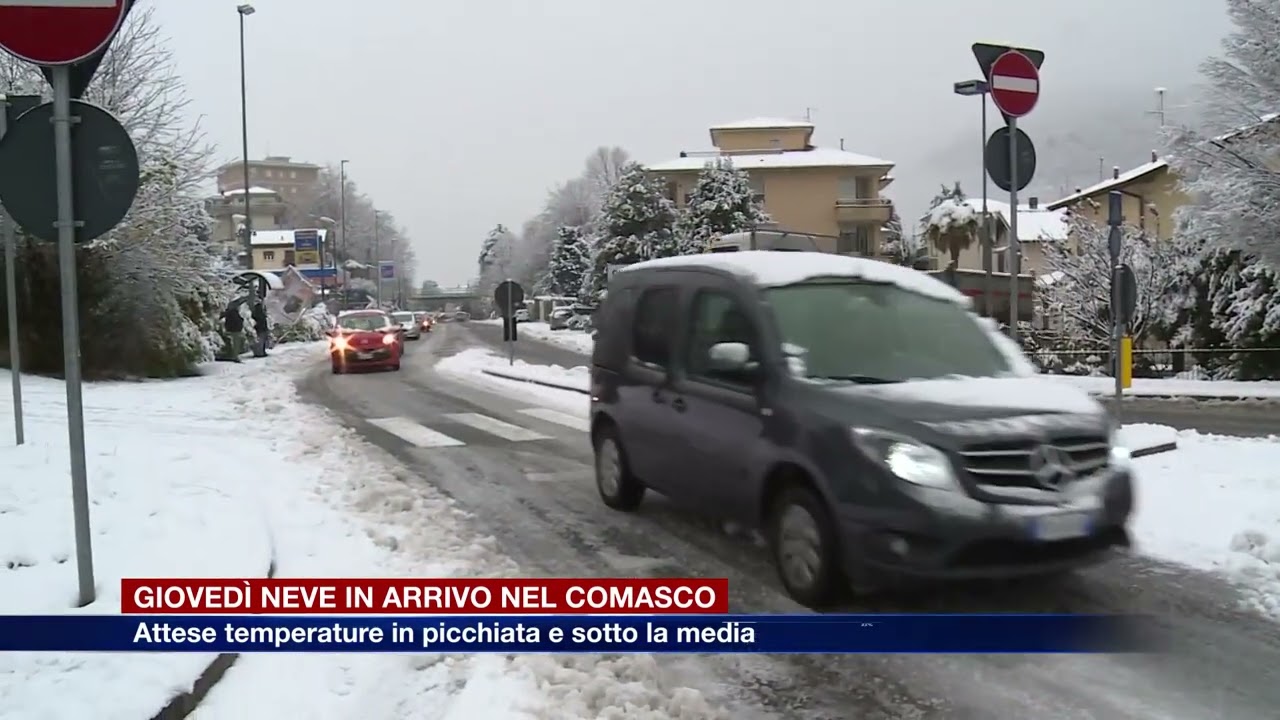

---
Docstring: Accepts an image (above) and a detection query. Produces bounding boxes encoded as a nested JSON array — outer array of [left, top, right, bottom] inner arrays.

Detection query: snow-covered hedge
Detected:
[[272, 304, 334, 344]]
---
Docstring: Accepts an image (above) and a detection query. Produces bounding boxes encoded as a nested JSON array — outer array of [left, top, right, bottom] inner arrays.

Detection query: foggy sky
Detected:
[[155, 0, 1231, 285]]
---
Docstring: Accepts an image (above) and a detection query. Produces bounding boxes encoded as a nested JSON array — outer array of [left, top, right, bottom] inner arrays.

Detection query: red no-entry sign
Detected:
[[0, 0, 128, 66], [987, 50, 1040, 118]]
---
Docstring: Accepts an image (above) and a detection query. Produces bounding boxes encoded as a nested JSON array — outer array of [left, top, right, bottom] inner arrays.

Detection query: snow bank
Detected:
[[0, 364, 276, 718], [1055, 375, 1280, 400], [189, 346, 727, 718], [1117, 423, 1178, 453], [485, 319, 596, 356], [436, 348, 589, 419], [1133, 430, 1280, 618]]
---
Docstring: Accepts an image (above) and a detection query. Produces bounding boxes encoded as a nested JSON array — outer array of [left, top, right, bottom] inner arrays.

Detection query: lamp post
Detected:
[[953, 78, 994, 317], [236, 4, 255, 269], [339, 159, 349, 307]]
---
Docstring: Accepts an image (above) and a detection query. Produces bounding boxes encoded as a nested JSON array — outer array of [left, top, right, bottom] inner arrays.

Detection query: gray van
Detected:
[[587, 251, 1133, 607]]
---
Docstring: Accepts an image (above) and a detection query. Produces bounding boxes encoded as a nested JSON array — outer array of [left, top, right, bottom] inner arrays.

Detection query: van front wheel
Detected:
[[594, 425, 645, 511], [769, 485, 844, 608]]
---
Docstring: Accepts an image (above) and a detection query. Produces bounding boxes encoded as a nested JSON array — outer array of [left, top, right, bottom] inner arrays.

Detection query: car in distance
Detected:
[[391, 311, 421, 340], [548, 306, 574, 330], [329, 310, 402, 373], [415, 312, 434, 333], [587, 251, 1133, 607], [513, 308, 531, 323]]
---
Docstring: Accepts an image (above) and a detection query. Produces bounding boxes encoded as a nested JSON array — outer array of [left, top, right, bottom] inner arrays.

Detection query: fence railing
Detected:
[[1026, 347, 1280, 380]]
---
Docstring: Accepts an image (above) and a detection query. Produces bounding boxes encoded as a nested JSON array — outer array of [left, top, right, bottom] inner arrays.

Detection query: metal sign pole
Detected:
[[1107, 191, 1124, 424], [0, 93, 23, 446], [1007, 116, 1019, 341], [506, 278, 514, 366], [980, 92, 993, 317], [52, 65, 95, 606], [3, 209, 22, 445]]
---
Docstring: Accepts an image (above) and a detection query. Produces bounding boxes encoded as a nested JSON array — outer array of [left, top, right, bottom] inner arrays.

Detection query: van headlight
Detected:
[[851, 428, 959, 490], [1108, 423, 1131, 467]]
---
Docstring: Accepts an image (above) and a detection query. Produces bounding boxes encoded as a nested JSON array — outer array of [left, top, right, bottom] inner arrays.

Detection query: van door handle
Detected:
[[651, 389, 665, 404], [671, 397, 686, 412]]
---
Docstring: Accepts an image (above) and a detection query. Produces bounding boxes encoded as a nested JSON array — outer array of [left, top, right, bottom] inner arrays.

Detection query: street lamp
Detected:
[[339, 159, 349, 306], [954, 78, 995, 316], [237, 4, 255, 269]]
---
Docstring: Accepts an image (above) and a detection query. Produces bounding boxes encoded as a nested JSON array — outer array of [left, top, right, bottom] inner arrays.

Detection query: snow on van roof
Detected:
[[617, 251, 967, 305]]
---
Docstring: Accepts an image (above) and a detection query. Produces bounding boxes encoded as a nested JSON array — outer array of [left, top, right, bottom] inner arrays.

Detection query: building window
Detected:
[[837, 226, 871, 255], [262, 250, 275, 260], [839, 176, 876, 199], [290, 170, 297, 179], [666, 181, 678, 202], [683, 192, 693, 206], [284, 250, 296, 266], [748, 175, 765, 204], [997, 251, 1006, 272]]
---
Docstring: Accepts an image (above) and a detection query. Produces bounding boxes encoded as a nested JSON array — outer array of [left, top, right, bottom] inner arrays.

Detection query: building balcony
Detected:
[[835, 197, 893, 224]]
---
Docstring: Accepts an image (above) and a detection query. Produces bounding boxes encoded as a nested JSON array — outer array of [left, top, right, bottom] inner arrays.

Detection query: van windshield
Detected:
[[763, 280, 1011, 382]]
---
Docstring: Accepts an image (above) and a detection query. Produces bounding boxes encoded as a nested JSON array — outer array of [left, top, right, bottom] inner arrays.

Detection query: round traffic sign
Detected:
[[0, 99, 140, 243], [983, 126, 1037, 192], [493, 280, 525, 317], [988, 50, 1040, 118], [0, 0, 129, 66]]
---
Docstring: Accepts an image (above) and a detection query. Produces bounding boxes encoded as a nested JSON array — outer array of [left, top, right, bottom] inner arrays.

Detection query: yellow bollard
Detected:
[[1120, 336, 1133, 389]]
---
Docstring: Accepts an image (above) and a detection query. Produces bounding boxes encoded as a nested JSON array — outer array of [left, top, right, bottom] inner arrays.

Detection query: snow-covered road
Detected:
[[295, 322, 1280, 720]]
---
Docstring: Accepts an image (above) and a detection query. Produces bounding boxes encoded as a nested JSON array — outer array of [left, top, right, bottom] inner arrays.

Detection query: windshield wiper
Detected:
[[816, 374, 901, 384]]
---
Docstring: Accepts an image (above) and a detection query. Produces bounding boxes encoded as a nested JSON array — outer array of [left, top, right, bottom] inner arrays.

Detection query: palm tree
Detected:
[[924, 199, 978, 285]]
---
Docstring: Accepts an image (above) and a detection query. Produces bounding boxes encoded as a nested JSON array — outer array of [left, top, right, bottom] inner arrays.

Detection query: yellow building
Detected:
[[1046, 152, 1183, 239], [206, 187, 288, 264], [247, 229, 330, 271], [645, 118, 895, 256]]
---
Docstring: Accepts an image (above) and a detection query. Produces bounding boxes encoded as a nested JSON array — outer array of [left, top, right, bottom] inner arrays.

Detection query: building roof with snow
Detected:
[[959, 198, 1068, 242], [646, 146, 892, 173], [708, 117, 815, 131], [1046, 159, 1169, 211], [249, 228, 329, 246], [222, 186, 280, 197]]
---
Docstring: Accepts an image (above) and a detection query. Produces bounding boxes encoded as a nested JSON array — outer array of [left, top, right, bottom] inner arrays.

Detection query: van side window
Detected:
[[631, 287, 678, 367], [685, 290, 758, 385]]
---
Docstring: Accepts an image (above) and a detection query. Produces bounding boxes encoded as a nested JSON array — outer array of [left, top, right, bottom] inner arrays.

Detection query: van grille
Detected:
[[958, 435, 1110, 489]]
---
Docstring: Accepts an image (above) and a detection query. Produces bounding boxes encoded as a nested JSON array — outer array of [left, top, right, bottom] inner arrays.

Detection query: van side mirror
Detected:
[[707, 342, 751, 372]]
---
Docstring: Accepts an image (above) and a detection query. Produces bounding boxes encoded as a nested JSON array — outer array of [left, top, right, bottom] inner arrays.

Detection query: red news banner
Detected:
[[120, 578, 730, 614]]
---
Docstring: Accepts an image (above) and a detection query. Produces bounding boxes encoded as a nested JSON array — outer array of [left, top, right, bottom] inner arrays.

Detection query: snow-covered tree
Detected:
[[923, 199, 977, 270], [547, 226, 590, 298], [583, 163, 678, 301], [930, 182, 966, 209], [1163, 0, 1280, 267], [674, 159, 769, 253], [879, 206, 924, 266], [476, 224, 517, 305], [1037, 211, 1193, 348], [0, 4, 234, 378]]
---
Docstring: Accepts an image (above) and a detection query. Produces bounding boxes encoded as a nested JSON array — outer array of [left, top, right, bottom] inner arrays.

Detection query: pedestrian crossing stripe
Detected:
[[367, 408, 588, 449], [367, 417, 465, 448], [444, 412, 550, 442]]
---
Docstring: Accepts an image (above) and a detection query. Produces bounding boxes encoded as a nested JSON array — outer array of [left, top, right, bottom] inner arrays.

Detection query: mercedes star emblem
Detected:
[[1029, 444, 1074, 489]]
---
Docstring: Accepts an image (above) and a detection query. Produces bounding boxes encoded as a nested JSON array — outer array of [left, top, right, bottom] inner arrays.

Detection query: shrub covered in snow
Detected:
[[273, 303, 335, 344], [547, 225, 590, 299]]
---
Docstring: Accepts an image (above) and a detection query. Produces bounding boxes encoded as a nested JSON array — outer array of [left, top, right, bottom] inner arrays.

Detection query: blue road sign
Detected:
[[379, 261, 395, 279], [293, 229, 320, 251]]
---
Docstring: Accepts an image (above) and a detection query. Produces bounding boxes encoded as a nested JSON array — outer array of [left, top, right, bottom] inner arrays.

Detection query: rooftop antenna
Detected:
[[1145, 87, 1167, 126], [1098, 157, 1105, 181], [804, 107, 816, 122]]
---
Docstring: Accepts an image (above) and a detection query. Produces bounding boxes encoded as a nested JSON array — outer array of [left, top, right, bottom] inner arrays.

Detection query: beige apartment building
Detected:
[[247, 228, 331, 271], [206, 187, 288, 262], [645, 118, 895, 256], [215, 155, 322, 199]]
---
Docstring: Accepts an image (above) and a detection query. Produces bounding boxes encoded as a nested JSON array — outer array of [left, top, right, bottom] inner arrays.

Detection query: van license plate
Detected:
[[1032, 512, 1092, 541], [357, 351, 373, 360]]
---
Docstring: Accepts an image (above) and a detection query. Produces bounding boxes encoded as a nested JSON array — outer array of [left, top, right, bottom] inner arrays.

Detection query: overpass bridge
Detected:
[[407, 291, 481, 312]]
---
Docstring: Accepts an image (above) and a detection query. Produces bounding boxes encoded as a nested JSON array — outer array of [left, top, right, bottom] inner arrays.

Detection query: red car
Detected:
[[328, 310, 401, 374]]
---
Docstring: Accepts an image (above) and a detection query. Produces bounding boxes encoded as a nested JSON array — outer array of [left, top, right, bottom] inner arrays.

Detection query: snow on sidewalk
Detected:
[[438, 348, 1280, 620], [1055, 375, 1280, 400], [187, 345, 729, 719], [0, 354, 277, 719], [483, 319, 595, 356]]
